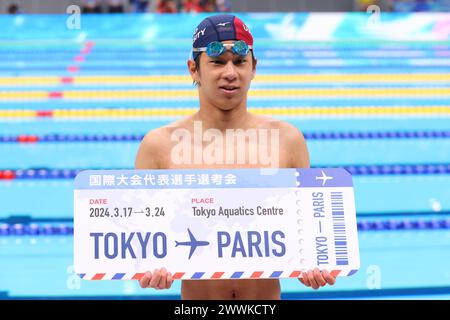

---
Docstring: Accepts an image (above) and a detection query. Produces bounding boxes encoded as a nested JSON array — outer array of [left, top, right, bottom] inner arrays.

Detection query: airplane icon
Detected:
[[217, 22, 231, 27], [175, 228, 210, 260], [316, 170, 334, 186]]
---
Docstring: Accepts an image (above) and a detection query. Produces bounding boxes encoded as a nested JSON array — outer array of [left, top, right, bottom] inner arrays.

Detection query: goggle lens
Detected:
[[205, 40, 250, 58]]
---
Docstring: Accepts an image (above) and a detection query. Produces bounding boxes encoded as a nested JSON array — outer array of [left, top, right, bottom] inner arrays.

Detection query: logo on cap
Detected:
[[193, 27, 206, 44]]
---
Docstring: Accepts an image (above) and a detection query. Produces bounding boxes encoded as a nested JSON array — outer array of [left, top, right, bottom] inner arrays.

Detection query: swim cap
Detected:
[[192, 14, 253, 61]]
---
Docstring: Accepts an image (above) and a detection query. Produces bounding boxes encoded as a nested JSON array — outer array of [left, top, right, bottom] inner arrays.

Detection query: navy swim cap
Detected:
[[192, 14, 253, 60]]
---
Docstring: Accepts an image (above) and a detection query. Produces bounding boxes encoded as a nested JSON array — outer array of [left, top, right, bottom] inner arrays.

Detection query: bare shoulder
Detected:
[[277, 119, 310, 168], [134, 127, 167, 169], [135, 117, 190, 169], [253, 114, 307, 142], [253, 115, 310, 168]]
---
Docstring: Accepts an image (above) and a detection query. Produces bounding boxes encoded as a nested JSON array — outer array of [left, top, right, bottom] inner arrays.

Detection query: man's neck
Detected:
[[195, 102, 250, 131]]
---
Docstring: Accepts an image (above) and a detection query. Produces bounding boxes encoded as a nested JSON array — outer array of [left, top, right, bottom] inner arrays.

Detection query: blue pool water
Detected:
[[0, 13, 449, 300]]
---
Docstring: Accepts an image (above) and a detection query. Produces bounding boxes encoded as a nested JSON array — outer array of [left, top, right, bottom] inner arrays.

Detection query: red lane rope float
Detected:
[[17, 135, 39, 143]]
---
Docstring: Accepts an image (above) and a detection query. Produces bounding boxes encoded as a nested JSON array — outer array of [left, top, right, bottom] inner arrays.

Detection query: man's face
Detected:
[[191, 40, 256, 111]]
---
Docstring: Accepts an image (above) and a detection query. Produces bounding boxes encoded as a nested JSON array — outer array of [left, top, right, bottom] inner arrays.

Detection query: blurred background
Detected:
[[2, 0, 450, 14], [0, 0, 450, 300]]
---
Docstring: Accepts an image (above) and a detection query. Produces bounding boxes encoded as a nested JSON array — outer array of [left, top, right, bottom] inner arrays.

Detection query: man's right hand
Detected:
[[139, 268, 174, 290]]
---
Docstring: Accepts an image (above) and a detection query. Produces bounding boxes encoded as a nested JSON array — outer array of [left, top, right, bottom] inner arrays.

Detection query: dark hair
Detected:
[[193, 50, 257, 86], [8, 4, 19, 14]]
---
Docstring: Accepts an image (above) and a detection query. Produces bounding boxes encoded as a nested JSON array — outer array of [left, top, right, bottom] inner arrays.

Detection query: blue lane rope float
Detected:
[[1, 217, 450, 236], [0, 223, 73, 236], [0, 131, 449, 143], [1, 164, 449, 181], [304, 131, 450, 140], [341, 164, 450, 175]]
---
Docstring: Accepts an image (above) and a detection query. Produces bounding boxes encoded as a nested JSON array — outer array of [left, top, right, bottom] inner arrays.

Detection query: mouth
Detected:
[[219, 86, 239, 94]]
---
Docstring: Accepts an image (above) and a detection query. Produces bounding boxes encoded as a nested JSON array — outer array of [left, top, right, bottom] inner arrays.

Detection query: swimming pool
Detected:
[[0, 13, 449, 300]]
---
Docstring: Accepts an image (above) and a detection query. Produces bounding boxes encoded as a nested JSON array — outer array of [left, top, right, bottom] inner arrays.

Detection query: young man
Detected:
[[135, 14, 336, 299]]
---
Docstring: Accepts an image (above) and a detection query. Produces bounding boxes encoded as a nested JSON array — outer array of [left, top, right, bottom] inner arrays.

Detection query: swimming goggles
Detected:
[[192, 40, 252, 58]]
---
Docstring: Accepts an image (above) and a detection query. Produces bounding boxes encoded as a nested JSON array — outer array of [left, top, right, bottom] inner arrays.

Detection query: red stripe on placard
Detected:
[[330, 270, 341, 277], [132, 273, 145, 280], [250, 271, 264, 278], [211, 272, 224, 279], [92, 273, 106, 280], [172, 272, 185, 279]]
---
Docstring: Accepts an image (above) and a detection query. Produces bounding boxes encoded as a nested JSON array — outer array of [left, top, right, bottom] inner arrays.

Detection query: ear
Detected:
[[187, 59, 200, 85], [251, 58, 257, 80]]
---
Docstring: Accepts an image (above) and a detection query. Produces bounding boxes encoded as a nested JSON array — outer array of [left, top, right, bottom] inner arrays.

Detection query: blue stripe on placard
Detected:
[[270, 271, 283, 278], [191, 272, 205, 279], [347, 270, 359, 276], [112, 273, 125, 280], [231, 272, 244, 279], [74, 168, 353, 189]]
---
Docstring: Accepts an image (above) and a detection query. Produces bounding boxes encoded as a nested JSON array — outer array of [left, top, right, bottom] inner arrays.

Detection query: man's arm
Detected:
[[135, 129, 164, 169], [134, 130, 174, 290], [280, 122, 310, 168], [282, 123, 337, 289]]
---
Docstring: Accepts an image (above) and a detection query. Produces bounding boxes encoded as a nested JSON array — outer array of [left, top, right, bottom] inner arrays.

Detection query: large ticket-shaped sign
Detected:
[[74, 168, 360, 280]]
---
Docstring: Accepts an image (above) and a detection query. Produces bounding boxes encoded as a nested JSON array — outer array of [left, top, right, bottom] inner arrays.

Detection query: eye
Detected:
[[210, 59, 224, 65], [234, 59, 246, 65]]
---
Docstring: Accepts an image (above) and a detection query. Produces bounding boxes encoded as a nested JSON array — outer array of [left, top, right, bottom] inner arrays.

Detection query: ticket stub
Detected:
[[74, 168, 360, 280]]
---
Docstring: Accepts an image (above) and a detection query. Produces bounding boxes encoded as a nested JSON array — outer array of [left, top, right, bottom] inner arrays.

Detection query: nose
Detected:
[[222, 60, 238, 81]]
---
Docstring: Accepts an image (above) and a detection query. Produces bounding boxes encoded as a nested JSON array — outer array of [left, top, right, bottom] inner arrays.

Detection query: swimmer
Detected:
[[135, 14, 336, 299]]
